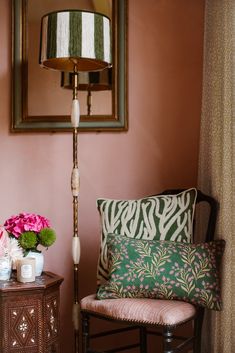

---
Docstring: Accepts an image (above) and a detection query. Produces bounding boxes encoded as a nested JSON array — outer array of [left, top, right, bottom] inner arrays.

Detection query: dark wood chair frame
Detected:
[[81, 189, 218, 353]]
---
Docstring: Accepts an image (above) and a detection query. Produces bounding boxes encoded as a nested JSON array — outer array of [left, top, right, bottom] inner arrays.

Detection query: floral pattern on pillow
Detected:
[[96, 235, 225, 311]]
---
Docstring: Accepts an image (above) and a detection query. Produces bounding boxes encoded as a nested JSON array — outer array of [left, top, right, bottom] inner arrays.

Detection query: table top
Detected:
[[0, 271, 63, 293]]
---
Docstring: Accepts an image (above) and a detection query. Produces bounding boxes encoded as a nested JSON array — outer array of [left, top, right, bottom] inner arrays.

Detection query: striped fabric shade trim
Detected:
[[61, 68, 112, 91], [40, 10, 112, 72]]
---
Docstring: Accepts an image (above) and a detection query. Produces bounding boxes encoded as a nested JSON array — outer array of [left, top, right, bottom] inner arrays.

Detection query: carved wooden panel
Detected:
[[6, 297, 43, 352], [46, 296, 59, 341]]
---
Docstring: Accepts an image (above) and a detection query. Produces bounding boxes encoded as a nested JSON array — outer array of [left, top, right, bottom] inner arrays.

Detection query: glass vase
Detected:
[[0, 257, 12, 280]]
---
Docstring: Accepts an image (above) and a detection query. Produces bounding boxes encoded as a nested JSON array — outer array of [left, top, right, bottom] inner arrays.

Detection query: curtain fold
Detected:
[[198, 0, 235, 352]]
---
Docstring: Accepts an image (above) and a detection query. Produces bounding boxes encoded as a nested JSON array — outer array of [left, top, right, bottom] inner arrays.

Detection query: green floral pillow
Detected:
[[96, 235, 225, 311], [97, 189, 197, 283]]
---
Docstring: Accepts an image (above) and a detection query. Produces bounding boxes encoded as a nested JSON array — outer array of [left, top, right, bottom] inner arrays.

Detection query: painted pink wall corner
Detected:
[[0, 0, 204, 351]]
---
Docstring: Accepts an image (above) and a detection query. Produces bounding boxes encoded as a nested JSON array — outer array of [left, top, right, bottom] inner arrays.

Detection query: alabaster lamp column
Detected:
[[39, 10, 111, 353]]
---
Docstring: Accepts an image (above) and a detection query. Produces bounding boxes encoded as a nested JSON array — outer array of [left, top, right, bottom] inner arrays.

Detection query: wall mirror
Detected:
[[12, 0, 128, 132]]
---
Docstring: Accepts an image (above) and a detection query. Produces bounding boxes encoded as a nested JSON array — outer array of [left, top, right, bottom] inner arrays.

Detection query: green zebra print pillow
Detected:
[[97, 188, 197, 284], [96, 235, 225, 311]]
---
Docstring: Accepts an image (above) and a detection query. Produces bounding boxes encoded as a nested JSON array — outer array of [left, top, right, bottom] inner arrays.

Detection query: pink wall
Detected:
[[0, 0, 204, 351]]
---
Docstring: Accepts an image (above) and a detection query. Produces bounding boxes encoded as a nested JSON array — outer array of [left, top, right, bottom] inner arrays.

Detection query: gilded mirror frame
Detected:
[[11, 0, 128, 132]]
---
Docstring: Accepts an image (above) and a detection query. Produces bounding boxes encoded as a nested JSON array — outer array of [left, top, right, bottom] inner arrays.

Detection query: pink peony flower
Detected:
[[4, 213, 50, 238]]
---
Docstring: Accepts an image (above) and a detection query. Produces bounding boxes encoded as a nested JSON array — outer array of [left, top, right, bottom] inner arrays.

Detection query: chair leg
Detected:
[[193, 308, 204, 353], [163, 327, 174, 353], [139, 326, 147, 353], [81, 312, 90, 353]]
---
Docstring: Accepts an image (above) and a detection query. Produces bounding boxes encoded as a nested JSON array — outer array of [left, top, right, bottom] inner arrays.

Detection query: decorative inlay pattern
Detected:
[[9, 304, 38, 348], [46, 297, 59, 341]]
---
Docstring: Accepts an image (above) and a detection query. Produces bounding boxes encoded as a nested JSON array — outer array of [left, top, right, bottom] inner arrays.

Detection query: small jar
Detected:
[[17, 257, 36, 283]]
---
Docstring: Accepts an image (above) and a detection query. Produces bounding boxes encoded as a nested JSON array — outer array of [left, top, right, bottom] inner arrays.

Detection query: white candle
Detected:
[[17, 257, 36, 283]]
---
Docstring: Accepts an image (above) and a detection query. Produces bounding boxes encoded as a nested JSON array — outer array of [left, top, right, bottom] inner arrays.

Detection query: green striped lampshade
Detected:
[[39, 10, 112, 72], [61, 68, 112, 91]]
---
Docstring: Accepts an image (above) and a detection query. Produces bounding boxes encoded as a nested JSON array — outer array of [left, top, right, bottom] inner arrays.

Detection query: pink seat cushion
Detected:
[[81, 294, 196, 326]]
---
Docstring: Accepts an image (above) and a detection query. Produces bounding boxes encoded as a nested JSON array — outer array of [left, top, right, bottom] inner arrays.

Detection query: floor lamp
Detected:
[[39, 10, 112, 352]]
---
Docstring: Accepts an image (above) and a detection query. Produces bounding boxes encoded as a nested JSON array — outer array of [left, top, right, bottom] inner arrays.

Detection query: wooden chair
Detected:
[[80, 189, 218, 353]]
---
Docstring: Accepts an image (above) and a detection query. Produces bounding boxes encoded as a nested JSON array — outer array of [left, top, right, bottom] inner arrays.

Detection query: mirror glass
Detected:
[[12, 0, 128, 132]]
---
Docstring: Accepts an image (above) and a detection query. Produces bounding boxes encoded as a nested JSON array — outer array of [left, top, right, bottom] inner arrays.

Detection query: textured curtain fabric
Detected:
[[198, 0, 235, 352]]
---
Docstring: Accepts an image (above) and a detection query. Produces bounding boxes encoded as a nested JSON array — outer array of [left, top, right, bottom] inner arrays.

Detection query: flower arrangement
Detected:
[[4, 213, 56, 255]]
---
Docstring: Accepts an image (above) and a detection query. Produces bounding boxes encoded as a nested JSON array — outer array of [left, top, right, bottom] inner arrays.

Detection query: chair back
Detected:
[[161, 189, 218, 242]]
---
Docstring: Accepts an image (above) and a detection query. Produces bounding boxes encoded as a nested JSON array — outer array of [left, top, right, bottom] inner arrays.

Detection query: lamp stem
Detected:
[[87, 90, 92, 116], [73, 69, 78, 100], [71, 67, 80, 353]]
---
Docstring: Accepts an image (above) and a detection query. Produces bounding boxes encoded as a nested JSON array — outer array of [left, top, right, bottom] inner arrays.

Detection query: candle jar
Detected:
[[0, 257, 12, 281], [17, 257, 36, 283]]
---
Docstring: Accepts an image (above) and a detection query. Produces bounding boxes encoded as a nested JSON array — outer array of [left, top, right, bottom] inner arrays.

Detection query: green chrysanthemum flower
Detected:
[[19, 231, 37, 250], [39, 228, 56, 247]]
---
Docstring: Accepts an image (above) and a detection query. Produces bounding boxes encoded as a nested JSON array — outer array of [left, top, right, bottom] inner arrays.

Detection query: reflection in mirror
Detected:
[[61, 69, 112, 116], [12, 0, 128, 132]]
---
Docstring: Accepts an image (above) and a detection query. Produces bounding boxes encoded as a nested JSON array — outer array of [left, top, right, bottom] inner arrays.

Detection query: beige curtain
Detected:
[[198, 0, 235, 352]]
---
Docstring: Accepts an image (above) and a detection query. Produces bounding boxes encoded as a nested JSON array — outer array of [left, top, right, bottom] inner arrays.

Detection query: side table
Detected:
[[0, 271, 63, 353]]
